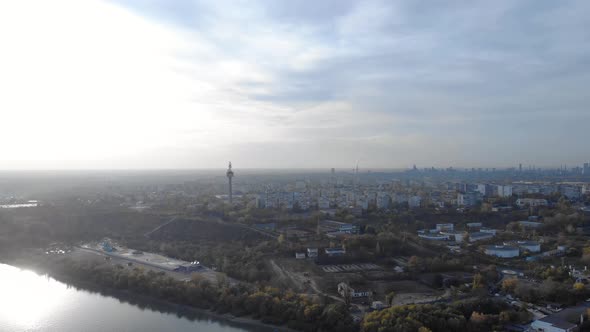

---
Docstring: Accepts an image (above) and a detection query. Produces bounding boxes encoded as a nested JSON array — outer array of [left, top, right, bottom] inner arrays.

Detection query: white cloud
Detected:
[[1, 0, 588, 169]]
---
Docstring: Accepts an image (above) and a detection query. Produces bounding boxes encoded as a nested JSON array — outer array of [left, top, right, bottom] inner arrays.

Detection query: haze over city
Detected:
[[3, 1, 590, 332], [1, 0, 589, 170]]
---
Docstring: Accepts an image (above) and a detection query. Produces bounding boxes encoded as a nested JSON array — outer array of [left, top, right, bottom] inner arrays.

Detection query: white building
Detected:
[[337, 282, 371, 298], [295, 252, 306, 259], [317, 197, 330, 209], [469, 232, 495, 242], [479, 227, 497, 235], [531, 316, 577, 332], [457, 192, 481, 207], [483, 245, 519, 258], [371, 301, 386, 310], [376, 192, 391, 209], [436, 223, 454, 232], [530, 305, 588, 332], [516, 198, 548, 208], [408, 196, 422, 208], [476, 184, 487, 196], [496, 185, 513, 197], [513, 240, 541, 253], [418, 233, 450, 241], [356, 197, 369, 210], [307, 248, 318, 258]]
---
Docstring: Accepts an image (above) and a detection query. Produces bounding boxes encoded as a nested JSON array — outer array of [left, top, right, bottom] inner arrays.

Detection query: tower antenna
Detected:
[[226, 161, 234, 204]]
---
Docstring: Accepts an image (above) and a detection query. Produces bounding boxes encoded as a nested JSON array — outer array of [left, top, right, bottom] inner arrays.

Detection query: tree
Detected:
[[339, 283, 352, 306], [385, 291, 396, 306], [574, 282, 586, 292], [277, 234, 285, 244], [502, 278, 518, 293], [408, 255, 422, 272], [473, 273, 485, 289]]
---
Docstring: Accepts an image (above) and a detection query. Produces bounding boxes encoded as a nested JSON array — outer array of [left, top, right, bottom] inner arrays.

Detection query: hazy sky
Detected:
[[1, 0, 589, 170]]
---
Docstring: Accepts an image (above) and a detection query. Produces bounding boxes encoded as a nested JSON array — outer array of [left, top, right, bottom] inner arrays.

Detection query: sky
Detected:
[[0, 0, 589, 170]]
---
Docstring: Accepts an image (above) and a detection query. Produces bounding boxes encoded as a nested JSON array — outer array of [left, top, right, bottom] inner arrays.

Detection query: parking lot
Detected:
[[321, 263, 381, 273]]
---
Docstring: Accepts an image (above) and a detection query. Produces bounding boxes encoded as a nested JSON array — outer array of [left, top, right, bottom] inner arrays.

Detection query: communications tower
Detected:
[[226, 161, 234, 204]]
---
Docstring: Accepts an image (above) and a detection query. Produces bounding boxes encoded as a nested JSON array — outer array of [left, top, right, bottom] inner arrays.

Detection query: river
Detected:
[[0, 264, 267, 332]]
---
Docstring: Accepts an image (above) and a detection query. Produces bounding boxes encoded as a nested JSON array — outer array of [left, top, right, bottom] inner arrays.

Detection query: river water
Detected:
[[0, 264, 264, 332]]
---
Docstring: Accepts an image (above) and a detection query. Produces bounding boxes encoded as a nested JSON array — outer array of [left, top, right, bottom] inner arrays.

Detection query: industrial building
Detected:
[[483, 245, 520, 258], [506, 240, 541, 253]]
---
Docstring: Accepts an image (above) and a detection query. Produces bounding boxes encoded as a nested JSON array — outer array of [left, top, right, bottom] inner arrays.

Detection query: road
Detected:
[[144, 216, 178, 238]]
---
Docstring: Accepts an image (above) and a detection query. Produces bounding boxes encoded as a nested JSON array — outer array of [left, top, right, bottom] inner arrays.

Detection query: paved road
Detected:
[[144, 216, 178, 238]]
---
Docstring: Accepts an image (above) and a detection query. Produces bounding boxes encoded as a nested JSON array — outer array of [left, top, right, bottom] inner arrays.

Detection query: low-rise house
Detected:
[[517, 220, 544, 229], [295, 252, 306, 259], [480, 227, 497, 235], [325, 247, 346, 256], [337, 282, 372, 298], [174, 262, 203, 273], [371, 301, 386, 310], [418, 232, 450, 241], [307, 248, 318, 258], [530, 303, 590, 332], [319, 220, 358, 234]]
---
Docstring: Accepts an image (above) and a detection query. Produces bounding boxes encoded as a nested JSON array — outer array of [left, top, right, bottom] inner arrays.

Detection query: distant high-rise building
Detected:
[[584, 163, 590, 175], [226, 161, 234, 203], [519, 163, 522, 172]]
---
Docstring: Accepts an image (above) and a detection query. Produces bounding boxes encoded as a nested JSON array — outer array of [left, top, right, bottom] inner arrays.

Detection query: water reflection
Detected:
[[0, 264, 262, 332], [0, 265, 68, 330]]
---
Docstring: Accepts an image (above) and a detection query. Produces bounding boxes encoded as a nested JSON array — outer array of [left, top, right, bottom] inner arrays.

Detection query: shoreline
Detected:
[[1, 257, 296, 332]]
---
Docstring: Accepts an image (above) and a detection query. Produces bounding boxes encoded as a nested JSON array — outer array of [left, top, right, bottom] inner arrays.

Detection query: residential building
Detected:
[[307, 248, 318, 258], [317, 197, 330, 209], [516, 198, 548, 208], [376, 192, 391, 209], [457, 192, 481, 207], [559, 185, 581, 200], [325, 247, 346, 256], [497, 185, 513, 197], [408, 195, 422, 208], [337, 282, 372, 298]]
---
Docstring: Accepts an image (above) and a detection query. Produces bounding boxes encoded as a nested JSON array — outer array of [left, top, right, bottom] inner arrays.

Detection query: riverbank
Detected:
[[2, 254, 297, 332]]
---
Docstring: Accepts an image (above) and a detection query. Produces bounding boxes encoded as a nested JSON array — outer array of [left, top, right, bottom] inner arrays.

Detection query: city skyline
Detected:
[[1, 0, 589, 169]]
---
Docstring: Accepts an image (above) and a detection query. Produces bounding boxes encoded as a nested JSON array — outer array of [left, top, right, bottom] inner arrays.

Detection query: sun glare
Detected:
[[0, 265, 68, 329]]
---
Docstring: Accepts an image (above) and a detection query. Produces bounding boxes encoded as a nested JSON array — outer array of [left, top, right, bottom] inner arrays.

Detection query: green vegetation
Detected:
[[361, 298, 529, 332], [33, 257, 356, 332]]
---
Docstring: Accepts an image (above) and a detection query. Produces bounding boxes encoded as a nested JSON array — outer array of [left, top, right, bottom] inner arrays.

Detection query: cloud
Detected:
[[1, 0, 589, 169]]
